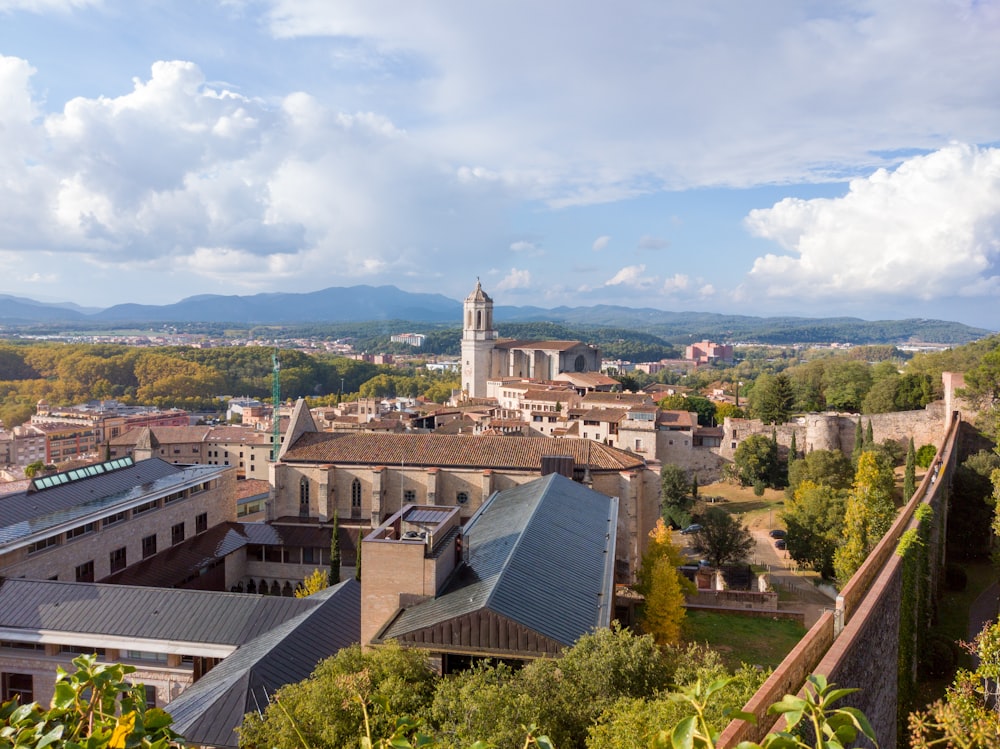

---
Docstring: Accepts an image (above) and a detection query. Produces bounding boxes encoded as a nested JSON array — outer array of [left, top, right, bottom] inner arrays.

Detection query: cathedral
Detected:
[[460, 279, 602, 398]]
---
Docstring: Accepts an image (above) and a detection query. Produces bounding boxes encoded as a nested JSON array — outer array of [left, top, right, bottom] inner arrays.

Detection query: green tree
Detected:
[[0, 654, 180, 749], [714, 402, 745, 421], [239, 642, 436, 749], [747, 373, 794, 424], [852, 418, 864, 463], [690, 508, 755, 568], [864, 419, 874, 449], [903, 438, 916, 501], [355, 535, 362, 581], [787, 449, 855, 495], [833, 451, 897, 583], [660, 464, 693, 528], [732, 434, 780, 489], [330, 510, 341, 585], [915, 444, 936, 469], [781, 481, 846, 579], [822, 359, 873, 412]]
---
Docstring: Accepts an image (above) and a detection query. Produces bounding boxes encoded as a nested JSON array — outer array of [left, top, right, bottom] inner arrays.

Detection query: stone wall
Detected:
[[719, 402, 947, 462]]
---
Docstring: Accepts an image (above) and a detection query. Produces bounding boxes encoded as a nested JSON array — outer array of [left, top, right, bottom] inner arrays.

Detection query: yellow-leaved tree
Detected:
[[635, 518, 695, 645], [294, 568, 329, 598]]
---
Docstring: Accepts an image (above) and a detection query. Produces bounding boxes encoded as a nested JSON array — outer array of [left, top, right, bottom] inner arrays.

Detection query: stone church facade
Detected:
[[460, 280, 601, 399]]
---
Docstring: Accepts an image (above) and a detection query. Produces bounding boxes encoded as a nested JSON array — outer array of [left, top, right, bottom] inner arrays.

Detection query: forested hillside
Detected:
[[0, 344, 458, 428]]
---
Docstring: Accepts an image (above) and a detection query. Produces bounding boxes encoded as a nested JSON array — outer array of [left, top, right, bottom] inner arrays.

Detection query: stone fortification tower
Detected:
[[461, 279, 497, 399]]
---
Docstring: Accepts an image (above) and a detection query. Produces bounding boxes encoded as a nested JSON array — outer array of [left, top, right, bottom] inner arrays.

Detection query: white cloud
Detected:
[[495, 268, 531, 291], [510, 240, 537, 253], [699, 284, 716, 297], [605, 264, 655, 288], [592, 235, 610, 252], [662, 274, 690, 293], [262, 2, 1000, 200], [744, 144, 1000, 302]]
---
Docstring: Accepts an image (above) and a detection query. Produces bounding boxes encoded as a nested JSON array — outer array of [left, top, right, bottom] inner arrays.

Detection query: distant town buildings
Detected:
[[390, 332, 426, 347], [685, 340, 734, 365]]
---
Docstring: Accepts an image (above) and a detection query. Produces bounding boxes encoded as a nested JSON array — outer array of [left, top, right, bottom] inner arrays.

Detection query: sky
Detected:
[[1, 1, 999, 329]]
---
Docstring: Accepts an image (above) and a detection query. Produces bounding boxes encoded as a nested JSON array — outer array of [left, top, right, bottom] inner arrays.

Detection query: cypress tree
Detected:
[[865, 419, 875, 449], [904, 438, 916, 500], [691, 474, 699, 501], [853, 418, 864, 462], [355, 534, 362, 581], [329, 510, 341, 585], [789, 431, 798, 462]]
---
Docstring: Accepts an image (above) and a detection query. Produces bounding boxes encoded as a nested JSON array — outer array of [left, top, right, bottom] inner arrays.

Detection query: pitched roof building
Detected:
[[364, 473, 617, 670]]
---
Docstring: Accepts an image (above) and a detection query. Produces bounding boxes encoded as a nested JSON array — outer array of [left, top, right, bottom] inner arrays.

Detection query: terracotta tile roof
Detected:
[[657, 410, 697, 428], [493, 339, 588, 352], [582, 392, 656, 406], [110, 426, 211, 446], [235, 479, 270, 500], [282, 432, 644, 472], [522, 389, 575, 401], [580, 408, 629, 422]]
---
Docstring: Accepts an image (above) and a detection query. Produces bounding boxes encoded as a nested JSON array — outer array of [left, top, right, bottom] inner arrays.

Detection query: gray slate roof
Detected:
[[0, 458, 224, 548], [0, 578, 321, 647], [378, 472, 617, 648], [167, 579, 361, 749]]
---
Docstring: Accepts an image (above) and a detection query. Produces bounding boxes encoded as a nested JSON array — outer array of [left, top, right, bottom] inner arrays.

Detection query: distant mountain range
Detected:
[[0, 286, 993, 345]]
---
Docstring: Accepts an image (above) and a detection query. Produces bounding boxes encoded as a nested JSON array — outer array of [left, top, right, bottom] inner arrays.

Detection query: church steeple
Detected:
[[461, 278, 497, 398]]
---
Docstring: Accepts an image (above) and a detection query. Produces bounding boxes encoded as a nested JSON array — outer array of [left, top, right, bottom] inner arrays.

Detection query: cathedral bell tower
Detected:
[[461, 279, 497, 399]]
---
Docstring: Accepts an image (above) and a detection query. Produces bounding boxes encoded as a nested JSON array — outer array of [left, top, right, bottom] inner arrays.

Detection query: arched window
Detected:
[[476, 310, 482, 329], [456, 491, 469, 505], [351, 479, 362, 508], [574, 354, 586, 372], [299, 478, 310, 516]]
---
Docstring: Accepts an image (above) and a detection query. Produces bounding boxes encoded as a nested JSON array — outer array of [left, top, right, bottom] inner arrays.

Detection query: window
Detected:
[[351, 479, 362, 508], [75, 560, 94, 582], [1, 673, 33, 704], [109, 547, 127, 574], [133, 499, 158, 516], [143, 685, 156, 709], [141, 534, 157, 559], [299, 479, 310, 516], [456, 491, 469, 505], [61, 645, 106, 657], [195, 513, 208, 534], [66, 522, 97, 541], [103, 510, 128, 527], [171, 522, 185, 545], [403, 489, 416, 503], [27, 536, 59, 554], [124, 651, 168, 663]]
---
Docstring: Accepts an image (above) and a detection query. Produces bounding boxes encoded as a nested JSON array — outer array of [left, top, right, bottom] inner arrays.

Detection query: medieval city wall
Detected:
[[718, 402, 946, 462]]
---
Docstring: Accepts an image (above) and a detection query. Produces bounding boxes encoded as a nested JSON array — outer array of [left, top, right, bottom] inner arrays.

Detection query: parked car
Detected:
[[774, 539, 787, 550], [680, 524, 703, 535], [768, 529, 787, 539]]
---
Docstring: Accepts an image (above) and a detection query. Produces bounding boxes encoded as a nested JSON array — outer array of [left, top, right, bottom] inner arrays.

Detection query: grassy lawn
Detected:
[[699, 481, 786, 531], [684, 610, 806, 672]]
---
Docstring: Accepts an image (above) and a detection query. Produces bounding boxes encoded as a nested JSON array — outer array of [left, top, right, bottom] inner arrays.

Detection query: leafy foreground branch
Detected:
[[0, 654, 179, 749]]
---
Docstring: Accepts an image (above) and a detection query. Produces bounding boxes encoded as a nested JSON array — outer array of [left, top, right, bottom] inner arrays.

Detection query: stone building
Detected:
[[0, 456, 236, 583], [270, 399, 656, 581], [109, 425, 274, 480], [460, 280, 600, 399]]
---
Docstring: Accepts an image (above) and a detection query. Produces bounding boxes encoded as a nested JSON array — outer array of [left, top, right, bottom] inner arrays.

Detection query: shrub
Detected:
[[915, 444, 937, 469]]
